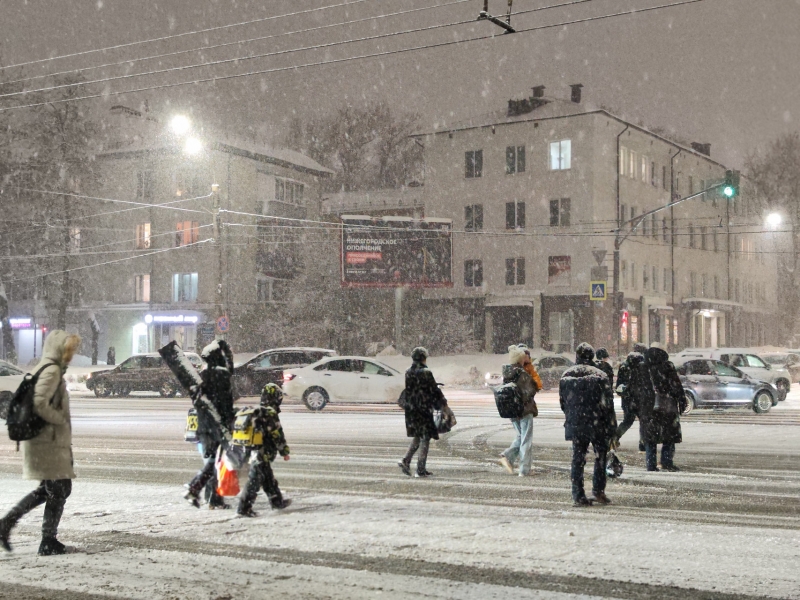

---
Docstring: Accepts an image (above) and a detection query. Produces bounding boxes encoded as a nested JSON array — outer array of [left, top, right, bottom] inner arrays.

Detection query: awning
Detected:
[[485, 299, 534, 308], [649, 305, 674, 312]]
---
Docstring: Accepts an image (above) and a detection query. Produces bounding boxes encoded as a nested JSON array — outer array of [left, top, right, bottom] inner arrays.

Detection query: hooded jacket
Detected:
[[640, 346, 683, 445], [559, 353, 615, 444], [403, 360, 445, 439], [22, 330, 76, 481]]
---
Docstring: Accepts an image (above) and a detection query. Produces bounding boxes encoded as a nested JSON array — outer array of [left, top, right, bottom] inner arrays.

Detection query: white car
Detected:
[[283, 356, 405, 411], [0, 360, 25, 419]]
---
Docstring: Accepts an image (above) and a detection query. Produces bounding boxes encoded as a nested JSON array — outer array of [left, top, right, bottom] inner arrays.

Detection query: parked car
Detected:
[[671, 348, 789, 402], [232, 347, 337, 396], [283, 356, 405, 411], [485, 354, 575, 390], [85, 352, 202, 397], [674, 358, 777, 414], [0, 360, 25, 419], [760, 352, 800, 383]]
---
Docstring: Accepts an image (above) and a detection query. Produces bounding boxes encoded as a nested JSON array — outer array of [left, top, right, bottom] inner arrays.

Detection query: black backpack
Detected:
[[6, 362, 58, 447]]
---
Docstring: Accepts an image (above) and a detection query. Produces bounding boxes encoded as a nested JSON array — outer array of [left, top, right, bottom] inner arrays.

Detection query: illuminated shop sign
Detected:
[[144, 314, 199, 325], [9, 318, 32, 329]]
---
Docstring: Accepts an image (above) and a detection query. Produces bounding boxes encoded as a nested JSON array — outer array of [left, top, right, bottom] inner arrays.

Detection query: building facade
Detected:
[[414, 85, 779, 354]]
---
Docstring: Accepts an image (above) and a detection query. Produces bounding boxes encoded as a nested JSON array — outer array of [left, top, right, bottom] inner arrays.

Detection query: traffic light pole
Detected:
[[611, 179, 734, 354]]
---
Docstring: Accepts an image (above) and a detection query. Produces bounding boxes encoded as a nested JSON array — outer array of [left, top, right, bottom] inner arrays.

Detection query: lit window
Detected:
[[134, 274, 150, 302], [135, 223, 151, 250], [549, 140, 571, 170], [173, 273, 199, 302], [176, 221, 200, 247]]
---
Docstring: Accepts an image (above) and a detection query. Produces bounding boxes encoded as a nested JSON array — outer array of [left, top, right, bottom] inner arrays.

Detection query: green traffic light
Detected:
[[723, 185, 735, 198]]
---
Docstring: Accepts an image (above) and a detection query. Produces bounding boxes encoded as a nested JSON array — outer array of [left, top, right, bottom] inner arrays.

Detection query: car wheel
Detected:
[[753, 391, 773, 414], [775, 379, 789, 402], [683, 392, 695, 415], [116, 387, 131, 397], [159, 382, 177, 397], [94, 381, 111, 397], [303, 387, 329, 411], [0, 391, 12, 420]]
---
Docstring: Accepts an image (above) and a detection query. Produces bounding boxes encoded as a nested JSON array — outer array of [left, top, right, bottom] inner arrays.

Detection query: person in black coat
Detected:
[[398, 347, 445, 478], [615, 345, 648, 451], [559, 343, 615, 506], [640, 345, 684, 472], [594, 347, 614, 388], [106, 347, 115, 366], [185, 339, 238, 508]]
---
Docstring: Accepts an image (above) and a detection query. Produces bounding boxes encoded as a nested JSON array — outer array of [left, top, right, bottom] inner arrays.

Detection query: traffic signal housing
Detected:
[[722, 169, 740, 199]]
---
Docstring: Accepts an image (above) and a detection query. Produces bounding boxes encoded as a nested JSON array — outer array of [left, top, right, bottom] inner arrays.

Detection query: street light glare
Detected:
[[170, 115, 191, 135], [766, 212, 782, 228], [184, 137, 203, 155]]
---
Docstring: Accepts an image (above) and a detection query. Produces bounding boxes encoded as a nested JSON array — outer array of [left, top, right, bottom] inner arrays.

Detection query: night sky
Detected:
[[2, 0, 798, 167]]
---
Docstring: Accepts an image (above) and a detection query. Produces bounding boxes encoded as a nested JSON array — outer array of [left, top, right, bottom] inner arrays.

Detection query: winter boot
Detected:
[[208, 500, 231, 510], [37, 537, 66, 556], [498, 456, 514, 474], [271, 498, 292, 510], [591, 491, 612, 505], [237, 508, 258, 518], [573, 496, 593, 507], [397, 461, 411, 476], [184, 490, 201, 508], [0, 517, 13, 552]]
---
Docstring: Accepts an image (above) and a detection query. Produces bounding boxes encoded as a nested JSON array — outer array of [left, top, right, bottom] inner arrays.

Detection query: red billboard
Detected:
[[341, 216, 453, 288]]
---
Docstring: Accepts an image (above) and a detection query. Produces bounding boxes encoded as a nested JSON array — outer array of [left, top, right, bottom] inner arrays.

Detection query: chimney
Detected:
[[691, 142, 711, 157], [532, 85, 546, 99], [570, 83, 583, 104]]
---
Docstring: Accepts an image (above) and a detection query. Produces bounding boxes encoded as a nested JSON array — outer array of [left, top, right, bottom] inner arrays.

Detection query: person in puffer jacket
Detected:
[[0, 330, 81, 556], [498, 345, 540, 477], [559, 343, 615, 506]]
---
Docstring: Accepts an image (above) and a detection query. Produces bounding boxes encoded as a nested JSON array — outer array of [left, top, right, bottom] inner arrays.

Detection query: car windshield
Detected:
[[746, 355, 768, 369], [762, 355, 787, 365], [712, 362, 742, 378]]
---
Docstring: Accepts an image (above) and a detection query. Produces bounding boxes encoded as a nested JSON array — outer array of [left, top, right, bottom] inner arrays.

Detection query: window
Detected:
[[641, 156, 648, 183], [136, 170, 154, 201], [172, 272, 198, 302], [642, 216, 649, 237], [549, 139, 571, 170], [620, 204, 627, 226], [69, 227, 81, 253], [506, 202, 525, 229], [176, 221, 200, 247], [621, 260, 628, 288], [652, 214, 658, 240], [651, 161, 657, 187], [275, 178, 305, 204], [689, 225, 695, 248], [464, 260, 483, 287], [135, 223, 151, 249], [700, 179, 706, 201], [549, 198, 570, 227], [714, 275, 720, 299], [134, 274, 150, 302], [629, 151, 638, 179], [688, 176, 694, 195], [465, 150, 483, 178], [642, 265, 649, 291], [548, 256, 571, 286], [713, 229, 718, 252], [700, 226, 707, 250], [630, 207, 637, 234], [701, 274, 708, 297], [662, 166, 668, 191], [652, 266, 658, 292], [746, 354, 767, 369], [690, 271, 697, 296], [548, 311, 574, 352], [631, 261, 637, 289], [465, 204, 483, 231], [505, 146, 525, 174], [663, 268, 670, 294], [505, 258, 525, 286], [620, 147, 628, 175], [257, 280, 269, 303], [662, 218, 669, 243]]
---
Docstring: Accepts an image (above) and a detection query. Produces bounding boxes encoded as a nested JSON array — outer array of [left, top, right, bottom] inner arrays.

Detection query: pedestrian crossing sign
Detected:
[[590, 281, 607, 301]]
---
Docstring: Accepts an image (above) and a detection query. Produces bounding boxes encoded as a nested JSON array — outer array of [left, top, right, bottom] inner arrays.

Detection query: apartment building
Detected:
[[4, 107, 333, 362], [414, 85, 778, 354]]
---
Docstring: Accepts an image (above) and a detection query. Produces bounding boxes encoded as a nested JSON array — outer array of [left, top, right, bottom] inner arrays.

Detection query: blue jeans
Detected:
[[502, 414, 534, 475]]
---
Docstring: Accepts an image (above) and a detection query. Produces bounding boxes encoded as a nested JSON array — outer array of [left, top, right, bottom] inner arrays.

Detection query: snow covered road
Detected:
[[0, 393, 798, 599]]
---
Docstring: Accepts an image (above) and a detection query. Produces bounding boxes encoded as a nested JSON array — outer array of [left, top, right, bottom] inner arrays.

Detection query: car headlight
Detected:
[[86, 373, 92, 380]]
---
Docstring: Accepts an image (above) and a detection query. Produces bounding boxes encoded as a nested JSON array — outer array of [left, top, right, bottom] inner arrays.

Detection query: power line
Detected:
[[0, 0, 709, 113], [2, 0, 473, 89], [18, 188, 211, 216], [0, 0, 370, 71]]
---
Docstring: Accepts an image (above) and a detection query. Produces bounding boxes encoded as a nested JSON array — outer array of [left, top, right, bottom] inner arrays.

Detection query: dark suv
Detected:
[[232, 347, 337, 396], [86, 352, 202, 397]]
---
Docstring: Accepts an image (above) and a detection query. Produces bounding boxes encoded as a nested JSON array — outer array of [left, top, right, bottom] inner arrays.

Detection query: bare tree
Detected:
[[746, 132, 800, 341]]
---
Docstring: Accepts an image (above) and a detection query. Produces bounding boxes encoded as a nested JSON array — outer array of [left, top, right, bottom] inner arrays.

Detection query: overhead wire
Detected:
[[0, 0, 371, 71], [0, 0, 710, 113]]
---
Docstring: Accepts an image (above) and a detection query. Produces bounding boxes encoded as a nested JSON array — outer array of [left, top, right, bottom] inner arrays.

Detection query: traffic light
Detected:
[[722, 169, 740, 198]]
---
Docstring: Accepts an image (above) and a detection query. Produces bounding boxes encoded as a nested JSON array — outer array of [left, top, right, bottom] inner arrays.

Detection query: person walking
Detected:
[[106, 346, 115, 366], [184, 339, 238, 508], [640, 345, 684, 472], [398, 347, 445, 478], [594, 348, 614, 388], [559, 343, 615, 506], [498, 345, 541, 476], [0, 330, 81, 556], [615, 343, 648, 452]]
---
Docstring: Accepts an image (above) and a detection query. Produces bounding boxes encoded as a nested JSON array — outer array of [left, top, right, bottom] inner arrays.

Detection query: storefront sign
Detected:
[[620, 311, 629, 343], [9, 318, 32, 329], [144, 314, 199, 325]]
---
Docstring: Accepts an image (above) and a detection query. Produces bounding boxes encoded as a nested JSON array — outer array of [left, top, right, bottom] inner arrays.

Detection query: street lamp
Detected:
[[184, 137, 203, 155], [170, 115, 191, 135], [766, 212, 782, 229]]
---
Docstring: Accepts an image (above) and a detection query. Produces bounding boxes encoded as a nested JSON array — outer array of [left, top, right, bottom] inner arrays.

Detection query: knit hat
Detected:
[[595, 347, 610, 360], [411, 347, 429, 362], [508, 345, 527, 365], [576, 342, 595, 364]]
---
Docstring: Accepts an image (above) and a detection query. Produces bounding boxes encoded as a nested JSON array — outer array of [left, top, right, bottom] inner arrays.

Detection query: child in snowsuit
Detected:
[[237, 383, 291, 516]]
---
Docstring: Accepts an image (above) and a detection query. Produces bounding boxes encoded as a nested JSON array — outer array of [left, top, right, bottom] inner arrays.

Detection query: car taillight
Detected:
[[283, 373, 296, 383]]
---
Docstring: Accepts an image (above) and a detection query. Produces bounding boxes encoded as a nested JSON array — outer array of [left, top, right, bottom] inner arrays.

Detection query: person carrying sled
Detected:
[[236, 383, 291, 516], [184, 339, 238, 509], [498, 344, 541, 477]]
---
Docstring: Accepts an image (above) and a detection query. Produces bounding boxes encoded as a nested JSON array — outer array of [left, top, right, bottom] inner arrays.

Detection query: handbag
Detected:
[[434, 405, 457, 434], [649, 370, 678, 415]]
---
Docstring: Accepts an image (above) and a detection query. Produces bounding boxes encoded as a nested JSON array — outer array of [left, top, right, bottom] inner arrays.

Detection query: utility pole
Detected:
[[478, 0, 515, 33]]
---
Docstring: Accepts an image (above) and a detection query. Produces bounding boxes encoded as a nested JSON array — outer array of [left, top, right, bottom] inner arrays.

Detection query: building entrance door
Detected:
[[491, 306, 533, 354]]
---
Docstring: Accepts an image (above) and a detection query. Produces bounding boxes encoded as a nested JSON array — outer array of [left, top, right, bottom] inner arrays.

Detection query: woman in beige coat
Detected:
[[0, 330, 80, 556]]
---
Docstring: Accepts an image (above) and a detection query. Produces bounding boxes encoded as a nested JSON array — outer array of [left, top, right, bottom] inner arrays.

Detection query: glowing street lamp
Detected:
[[184, 137, 203, 155], [170, 115, 191, 135], [766, 212, 782, 229]]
